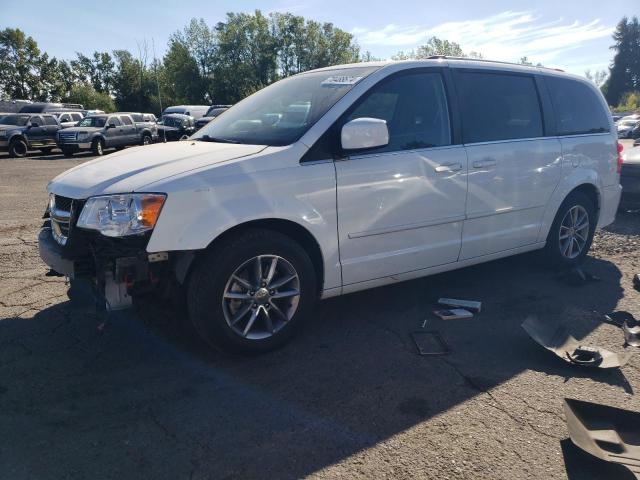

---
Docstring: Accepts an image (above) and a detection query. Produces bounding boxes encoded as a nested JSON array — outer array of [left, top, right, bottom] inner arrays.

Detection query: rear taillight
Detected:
[[617, 142, 624, 174]]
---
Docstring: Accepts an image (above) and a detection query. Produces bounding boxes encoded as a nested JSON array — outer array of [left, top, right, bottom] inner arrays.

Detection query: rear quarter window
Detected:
[[545, 76, 610, 136], [456, 71, 544, 143]]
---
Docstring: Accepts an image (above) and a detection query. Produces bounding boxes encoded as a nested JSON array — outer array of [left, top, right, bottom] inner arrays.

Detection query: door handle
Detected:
[[473, 158, 497, 169], [435, 162, 463, 173]]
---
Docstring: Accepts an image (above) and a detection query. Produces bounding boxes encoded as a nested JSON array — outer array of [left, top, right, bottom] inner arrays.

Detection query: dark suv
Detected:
[[195, 105, 231, 130], [56, 114, 141, 156], [0, 113, 60, 157]]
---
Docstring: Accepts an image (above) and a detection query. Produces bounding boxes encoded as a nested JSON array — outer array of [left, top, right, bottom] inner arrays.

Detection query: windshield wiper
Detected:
[[197, 134, 241, 144]]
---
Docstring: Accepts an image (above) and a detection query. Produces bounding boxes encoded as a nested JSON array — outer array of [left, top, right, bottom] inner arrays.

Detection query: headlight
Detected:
[[0, 131, 6, 138], [77, 193, 166, 237], [77, 132, 89, 141]]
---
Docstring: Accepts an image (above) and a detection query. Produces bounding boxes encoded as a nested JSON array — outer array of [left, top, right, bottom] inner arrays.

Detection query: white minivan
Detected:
[[40, 58, 622, 353]]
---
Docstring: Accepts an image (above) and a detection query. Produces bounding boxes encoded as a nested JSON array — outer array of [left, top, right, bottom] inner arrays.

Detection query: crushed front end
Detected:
[[38, 193, 173, 310]]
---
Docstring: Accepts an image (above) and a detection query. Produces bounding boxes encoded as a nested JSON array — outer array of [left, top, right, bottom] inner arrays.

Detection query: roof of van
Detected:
[[309, 56, 582, 80]]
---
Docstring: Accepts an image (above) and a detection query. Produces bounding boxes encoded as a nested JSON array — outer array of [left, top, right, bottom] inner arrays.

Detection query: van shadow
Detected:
[[0, 253, 630, 479]]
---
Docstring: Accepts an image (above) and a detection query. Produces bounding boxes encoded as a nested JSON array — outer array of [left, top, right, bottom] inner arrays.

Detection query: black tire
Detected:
[[544, 191, 597, 269], [187, 229, 317, 354], [141, 133, 152, 146], [39, 147, 53, 155], [61, 148, 75, 157], [91, 138, 104, 156], [8, 138, 28, 158]]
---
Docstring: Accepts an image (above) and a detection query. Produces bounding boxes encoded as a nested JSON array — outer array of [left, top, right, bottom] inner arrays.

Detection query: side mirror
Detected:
[[28, 122, 40, 128], [341, 117, 389, 151]]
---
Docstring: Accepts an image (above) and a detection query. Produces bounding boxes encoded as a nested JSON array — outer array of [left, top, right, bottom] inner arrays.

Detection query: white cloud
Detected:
[[352, 11, 613, 66]]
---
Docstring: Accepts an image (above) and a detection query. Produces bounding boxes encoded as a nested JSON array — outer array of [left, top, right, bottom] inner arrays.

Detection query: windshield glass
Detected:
[[162, 116, 186, 128], [163, 107, 185, 115], [193, 66, 379, 146], [620, 120, 638, 127], [0, 115, 31, 126], [78, 117, 106, 128]]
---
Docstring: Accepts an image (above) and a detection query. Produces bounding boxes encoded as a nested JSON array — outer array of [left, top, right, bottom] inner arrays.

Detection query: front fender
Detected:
[[146, 159, 341, 290], [536, 167, 601, 243]]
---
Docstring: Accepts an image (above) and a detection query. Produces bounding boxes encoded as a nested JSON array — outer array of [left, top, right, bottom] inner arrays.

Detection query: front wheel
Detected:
[[141, 134, 152, 146], [544, 191, 597, 268], [8, 138, 28, 158], [187, 229, 317, 354], [91, 138, 104, 156]]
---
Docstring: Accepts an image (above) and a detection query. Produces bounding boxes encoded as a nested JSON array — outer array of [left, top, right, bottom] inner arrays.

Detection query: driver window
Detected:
[[346, 72, 451, 153]]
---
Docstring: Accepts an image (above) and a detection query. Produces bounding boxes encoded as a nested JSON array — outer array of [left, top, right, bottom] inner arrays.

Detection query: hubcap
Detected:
[[222, 255, 300, 340], [559, 205, 589, 259]]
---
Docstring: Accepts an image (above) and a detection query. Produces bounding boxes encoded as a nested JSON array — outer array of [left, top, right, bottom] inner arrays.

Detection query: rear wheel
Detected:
[[8, 138, 28, 158], [544, 191, 597, 268], [187, 229, 317, 354], [91, 138, 104, 156]]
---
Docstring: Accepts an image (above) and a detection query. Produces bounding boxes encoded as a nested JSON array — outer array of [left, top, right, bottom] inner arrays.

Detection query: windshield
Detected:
[[620, 120, 638, 127], [193, 66, 379, 146], [0, 115, 31, 126], [162, 116, 188, 128], [78, 117, 107, 128], [163, 107, 186, 115]]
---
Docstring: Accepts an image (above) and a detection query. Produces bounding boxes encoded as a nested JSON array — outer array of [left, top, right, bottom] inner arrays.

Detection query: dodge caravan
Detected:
[[39, 58, 622, 354]]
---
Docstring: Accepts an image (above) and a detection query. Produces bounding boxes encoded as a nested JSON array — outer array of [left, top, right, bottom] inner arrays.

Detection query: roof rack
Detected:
[[425, 55, 564, 72]]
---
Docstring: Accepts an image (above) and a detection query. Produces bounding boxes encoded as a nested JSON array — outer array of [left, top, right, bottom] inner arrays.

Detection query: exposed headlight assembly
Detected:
[[76, 132, 89, 141], [0, 130, 7, 138], [77, 193, 166, 237]]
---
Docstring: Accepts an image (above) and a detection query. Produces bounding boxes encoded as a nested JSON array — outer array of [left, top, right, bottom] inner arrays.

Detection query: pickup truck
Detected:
[[56, 113, 142, 156], [0, 113, 60, 157], [119, 112, 159, 144]]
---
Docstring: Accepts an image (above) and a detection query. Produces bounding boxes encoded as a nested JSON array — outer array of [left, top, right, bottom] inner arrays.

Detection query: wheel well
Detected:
[[199, 219, 325, 294], [571, 183, 600, 213]]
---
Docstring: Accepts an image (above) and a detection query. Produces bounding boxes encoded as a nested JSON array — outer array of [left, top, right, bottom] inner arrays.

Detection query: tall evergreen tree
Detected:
[[604, 16, 640, 106]]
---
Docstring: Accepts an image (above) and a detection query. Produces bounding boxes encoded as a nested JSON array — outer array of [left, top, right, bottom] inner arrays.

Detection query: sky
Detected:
[[1, 0, 633, 76]]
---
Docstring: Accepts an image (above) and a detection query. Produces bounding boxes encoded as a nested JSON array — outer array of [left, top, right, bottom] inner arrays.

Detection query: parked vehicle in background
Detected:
[[56, 113, 139, 156], [618, 119, 640, 138], [195, 105, 232, 130], [612, 115, 622, 123], [55, 112, 84, 129], [19, 102, 84, 114], [157, 114, 195, 141], [39, 58, 621, 354], [118, 112, 159, 144], [161, 105, 209, 119], [620, 145, 640, 209], [83, 109, 105, 117], [0, 113, 60, 157], [0, 99, 33, 113]]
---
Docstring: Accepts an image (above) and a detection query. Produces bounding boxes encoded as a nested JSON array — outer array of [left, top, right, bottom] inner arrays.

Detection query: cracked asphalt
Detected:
[[1, 146, 639, 480]]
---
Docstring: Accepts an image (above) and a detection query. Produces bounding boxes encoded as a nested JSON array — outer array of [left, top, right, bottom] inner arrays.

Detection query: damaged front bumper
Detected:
[[38, 222, 171, 310]]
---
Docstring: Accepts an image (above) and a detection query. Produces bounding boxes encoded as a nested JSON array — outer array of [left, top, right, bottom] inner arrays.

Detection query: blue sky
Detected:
[[2, 0, 633, 75]]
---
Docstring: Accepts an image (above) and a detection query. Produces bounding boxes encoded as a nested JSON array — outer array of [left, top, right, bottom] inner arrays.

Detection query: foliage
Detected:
[[612, 91, 640, 112], [0, 11, 361, 112], [392, 37, 482, 60], [65, 83, 115, 112], [603, 16, 640, 107]]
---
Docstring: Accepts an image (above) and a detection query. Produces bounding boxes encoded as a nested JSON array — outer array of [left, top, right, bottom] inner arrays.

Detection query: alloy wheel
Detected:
[[222, 255, 300, 340], [559, 205, 589, 259]]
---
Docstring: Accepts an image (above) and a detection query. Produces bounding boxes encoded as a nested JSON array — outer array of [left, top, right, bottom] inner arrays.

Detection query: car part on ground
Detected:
[[563, 398, 640, 479], [623, 316, 640, 347], [556, 266, 601, 286], [411, 331, 450, 355], [437, 298, 482, 312], [521, 315, 633, 368], [634, 274, 640, 292]]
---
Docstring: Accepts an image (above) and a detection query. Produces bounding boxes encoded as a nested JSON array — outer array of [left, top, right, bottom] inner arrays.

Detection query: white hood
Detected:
[[48, 141, 267, 198]]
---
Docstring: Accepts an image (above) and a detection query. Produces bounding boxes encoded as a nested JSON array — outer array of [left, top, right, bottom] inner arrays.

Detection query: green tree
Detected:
[[65, 83, 115, 111], [392, 37, 479, 60], [0, 28, 42, 99], [604, 16, 640, 106], [162, 39, 206, 105]]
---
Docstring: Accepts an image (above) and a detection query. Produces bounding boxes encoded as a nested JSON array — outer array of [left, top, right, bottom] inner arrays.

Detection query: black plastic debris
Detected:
[[557, 266, 601, 287], [411, 331, 450, 356], [521, 315, 633, 368], [563, 398, 640, 479], [634, 274, 640, 292]]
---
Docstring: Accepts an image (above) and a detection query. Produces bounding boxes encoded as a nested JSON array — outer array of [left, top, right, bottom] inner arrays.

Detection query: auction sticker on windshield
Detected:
[[321, 75, 363, 86]]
